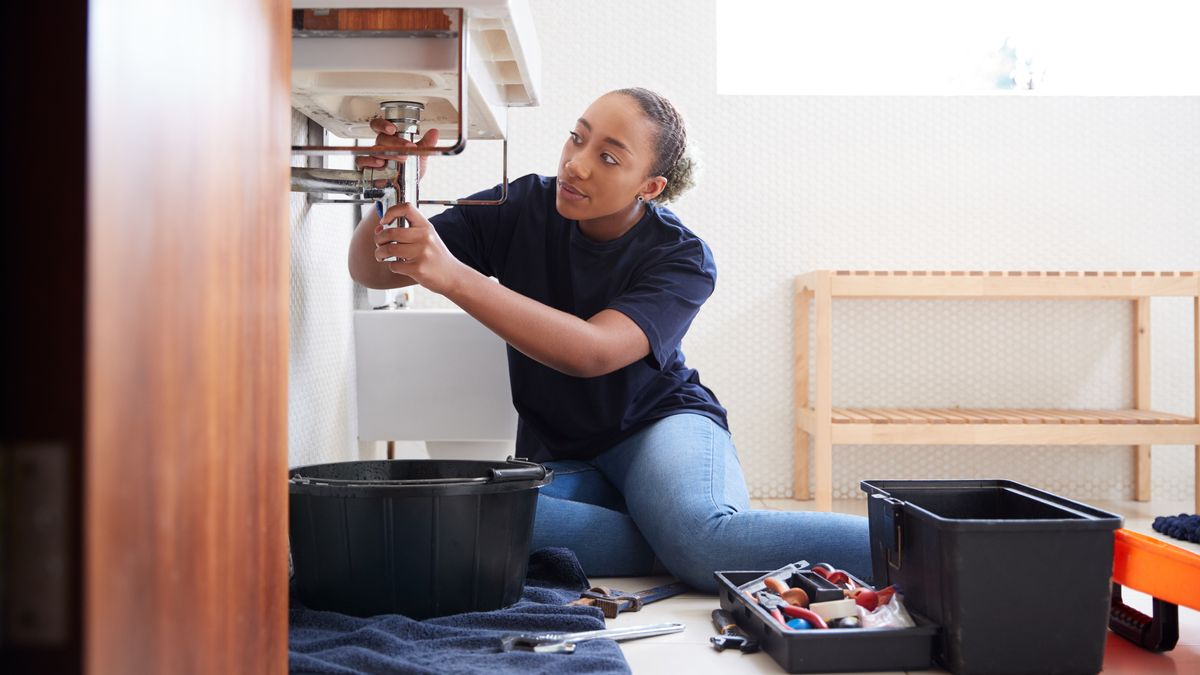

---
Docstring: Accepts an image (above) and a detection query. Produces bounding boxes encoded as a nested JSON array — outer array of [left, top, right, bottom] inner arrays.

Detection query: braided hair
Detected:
[[612, 87, 696, 204]]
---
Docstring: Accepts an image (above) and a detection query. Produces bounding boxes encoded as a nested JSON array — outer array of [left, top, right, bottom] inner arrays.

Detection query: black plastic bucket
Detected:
[[289, 458, 553, 618]]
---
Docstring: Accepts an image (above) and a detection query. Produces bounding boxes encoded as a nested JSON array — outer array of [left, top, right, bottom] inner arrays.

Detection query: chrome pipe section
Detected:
[[290, 99, 419, 201], [309, 198, 378, 205], [380, 100, 422, 139], [378, 100, 423, 229], [290, 167, 397, 196]]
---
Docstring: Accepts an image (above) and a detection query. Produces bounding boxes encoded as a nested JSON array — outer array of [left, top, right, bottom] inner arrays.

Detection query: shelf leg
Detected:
[[795, 432, 811, 501], [815, 272, 833, 512], [1135, 445, 1151, 502], [1134, 297, 1151, 501], [794, 281, 812, 500], [814, 434, 832, 512], [1194, 296, 1199, 513]]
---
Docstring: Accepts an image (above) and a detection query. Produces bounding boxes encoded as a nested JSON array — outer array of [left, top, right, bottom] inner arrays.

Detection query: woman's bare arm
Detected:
[[348, 207, 416, 289], [373, 202, 651, 377]]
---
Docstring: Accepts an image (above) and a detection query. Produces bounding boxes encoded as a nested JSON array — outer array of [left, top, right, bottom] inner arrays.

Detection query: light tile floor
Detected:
[[591, 497, 1200, 674]]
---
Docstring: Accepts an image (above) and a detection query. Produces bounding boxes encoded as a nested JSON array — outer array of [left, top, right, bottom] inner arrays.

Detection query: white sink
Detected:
[[292, 0, 541, 141], [354, 309, 517, 451]]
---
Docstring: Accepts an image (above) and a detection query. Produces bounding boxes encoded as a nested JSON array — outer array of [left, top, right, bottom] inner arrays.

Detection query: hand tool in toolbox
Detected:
[[1109, 528, 1200, 651], [754, 591, 829, 629], [568, 580, 691, 618], [740, 560, 865, 604], [497, 621, 685, 653], [716, 569, 939, 673], [738, 560, 905, 632], [710, 608, 760, 653]]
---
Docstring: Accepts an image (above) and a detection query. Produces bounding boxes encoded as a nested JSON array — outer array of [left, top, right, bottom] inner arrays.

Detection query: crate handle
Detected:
[[872, 494, 905, 571]]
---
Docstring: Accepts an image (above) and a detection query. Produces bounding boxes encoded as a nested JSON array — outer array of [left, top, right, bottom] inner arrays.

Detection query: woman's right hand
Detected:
[[355, 118, 440, 181]]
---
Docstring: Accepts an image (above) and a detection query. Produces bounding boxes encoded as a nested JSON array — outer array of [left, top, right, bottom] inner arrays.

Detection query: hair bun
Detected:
[[612, 87, 696, 204], [656, 152, 696, 205]]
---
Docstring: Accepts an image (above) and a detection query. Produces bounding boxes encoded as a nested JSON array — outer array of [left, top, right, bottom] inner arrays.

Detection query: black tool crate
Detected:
[[861, 479, 1122, 675], [715, 570, 939, 673]]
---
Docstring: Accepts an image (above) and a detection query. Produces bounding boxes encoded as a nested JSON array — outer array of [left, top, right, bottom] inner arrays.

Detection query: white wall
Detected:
[[409, 0, 1199, 501], [287, 110, 362, 468]]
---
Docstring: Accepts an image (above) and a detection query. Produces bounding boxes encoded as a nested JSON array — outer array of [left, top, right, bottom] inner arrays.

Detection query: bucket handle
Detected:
[[289, 457, 548, 487], [290, 474, 490, 487], [490, 457, 548, 483]]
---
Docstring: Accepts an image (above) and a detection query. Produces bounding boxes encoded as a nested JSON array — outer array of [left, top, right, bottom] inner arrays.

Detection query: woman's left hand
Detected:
[[373, 203, 469, 296]]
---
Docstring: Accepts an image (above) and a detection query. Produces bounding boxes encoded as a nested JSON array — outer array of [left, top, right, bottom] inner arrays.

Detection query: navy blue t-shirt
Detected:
[[429, 174, 728, 461]]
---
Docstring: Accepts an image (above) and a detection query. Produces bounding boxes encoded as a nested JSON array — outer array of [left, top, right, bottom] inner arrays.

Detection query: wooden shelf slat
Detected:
[[859, 408, 899, 423], [814, 407, 1200, 446], [830, 270, 1197, 278], [820, 269, 1200, 298], [886, 408, 932, 423], [825, 408, 1197, 425], [925, 409, 971, 424], [959, 408, 1015, 424], [1062, 409, 1107, 424], [936, 408, 991, 424], [1016, 408, 1063, 424], [1121, 409, 1195, 423], [899, 408, 939, 423], [869, 408, 916, 424], [1026, 408, 1079, 424], [831, 407, 870, 423]]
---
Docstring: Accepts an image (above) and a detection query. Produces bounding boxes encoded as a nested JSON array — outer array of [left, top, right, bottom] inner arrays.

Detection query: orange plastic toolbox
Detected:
[[1109, 528, 1200, 651]]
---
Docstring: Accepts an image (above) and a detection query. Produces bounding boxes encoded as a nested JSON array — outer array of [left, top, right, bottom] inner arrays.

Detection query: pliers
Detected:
[[754, 591, 829, 629]]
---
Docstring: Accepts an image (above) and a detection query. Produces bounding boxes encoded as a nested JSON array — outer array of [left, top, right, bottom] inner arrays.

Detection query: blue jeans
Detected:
[[530, 413, 871, 593]]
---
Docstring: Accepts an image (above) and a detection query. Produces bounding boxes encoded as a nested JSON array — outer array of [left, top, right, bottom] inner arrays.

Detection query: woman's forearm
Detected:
[[359, 201, 648, 377], [444, 267, 623, 378], [348, 208, 416, 290], [350, 205, 603, 372]]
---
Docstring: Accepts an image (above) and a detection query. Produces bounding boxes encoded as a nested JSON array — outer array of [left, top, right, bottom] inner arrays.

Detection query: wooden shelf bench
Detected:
[[794, 270, 1200, 512]]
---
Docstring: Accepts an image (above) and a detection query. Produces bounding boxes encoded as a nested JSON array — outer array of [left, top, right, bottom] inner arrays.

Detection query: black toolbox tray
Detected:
[[716, 570, 938, 673]]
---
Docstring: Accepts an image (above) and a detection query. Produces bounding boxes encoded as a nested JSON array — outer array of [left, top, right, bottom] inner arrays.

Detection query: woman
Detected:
[[348, 88, 870, 592]]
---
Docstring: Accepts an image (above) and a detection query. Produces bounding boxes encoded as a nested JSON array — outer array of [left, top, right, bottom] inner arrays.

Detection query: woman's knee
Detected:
[[656, 548, 722, 593], [647, 516, 736, 593], [610, 417, 751, 535], [531, 494, 659, 577]]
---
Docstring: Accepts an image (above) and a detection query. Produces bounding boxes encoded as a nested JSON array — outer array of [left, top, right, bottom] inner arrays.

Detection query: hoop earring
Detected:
[[636, 195, 645, 203]]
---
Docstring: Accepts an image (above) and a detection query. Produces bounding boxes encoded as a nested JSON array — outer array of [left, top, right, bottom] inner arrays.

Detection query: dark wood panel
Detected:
[[2, 2, 87, 673], [295, 8, 452, 32], [86, 1, 290, 673]]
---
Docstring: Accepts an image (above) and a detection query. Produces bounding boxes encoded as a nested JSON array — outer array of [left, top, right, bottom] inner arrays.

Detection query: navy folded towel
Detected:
[[1153, 513, 1200, 543], [288, 547, 631, 675]]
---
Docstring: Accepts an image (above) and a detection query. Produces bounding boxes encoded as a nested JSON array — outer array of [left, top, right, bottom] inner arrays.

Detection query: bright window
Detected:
[[715, 0, 1200, 95]]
